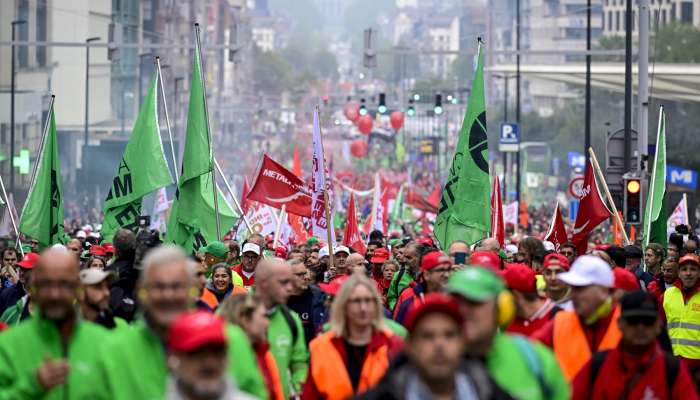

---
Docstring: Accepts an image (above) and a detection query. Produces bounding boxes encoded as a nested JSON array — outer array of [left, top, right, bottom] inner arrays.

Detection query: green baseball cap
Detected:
[[446, 267, 505, 302], [306, 237, 319, 246], [199, 241, 228, 259]]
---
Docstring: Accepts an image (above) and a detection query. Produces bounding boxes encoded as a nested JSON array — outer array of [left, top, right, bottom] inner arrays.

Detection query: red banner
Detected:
[[572, 160, 611, 254], [246, 154, 312, 217], [490, 178, 505, 247], [343, 193, 366, 254], [544, 203, 568, 251]]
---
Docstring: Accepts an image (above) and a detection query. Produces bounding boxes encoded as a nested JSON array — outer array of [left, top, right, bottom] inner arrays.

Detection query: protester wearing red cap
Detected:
[[393, 250, 453, 325], [542, 253, 573, 310], [612, 268, 640, 301], [0, 252, 37, 319], [505, 264, 561, 337], [166, 310, 256, 400], [369, 247, 390, 280], [469, 251, 502, 271]]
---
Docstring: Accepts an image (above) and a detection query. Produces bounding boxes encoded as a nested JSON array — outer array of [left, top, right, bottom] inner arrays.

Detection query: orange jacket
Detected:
[[200, 286, 247, 310], [254, 342, 285, 400], [303, 330, 403, 400], [553, 306, 621, 381]]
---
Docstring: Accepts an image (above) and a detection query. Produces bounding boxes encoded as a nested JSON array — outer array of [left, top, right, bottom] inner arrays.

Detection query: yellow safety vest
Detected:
[[663, 286, 700, 359]]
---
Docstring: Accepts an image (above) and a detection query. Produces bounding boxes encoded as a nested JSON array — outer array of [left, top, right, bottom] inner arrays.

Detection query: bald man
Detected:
[[0, 248, 111, 398], [254, 257, 309, 398], [346, 253, 369, 276], [476, 238, 501, 254]]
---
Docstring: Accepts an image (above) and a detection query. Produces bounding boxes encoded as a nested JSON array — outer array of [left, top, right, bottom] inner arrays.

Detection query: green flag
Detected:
[[19, 99, 66, 248], [389, 183, 405, 232], [434, 41, 490, 248], [166, 47, 236, 253], [101, 73, 174, 242], [643, 106, 668, 248]]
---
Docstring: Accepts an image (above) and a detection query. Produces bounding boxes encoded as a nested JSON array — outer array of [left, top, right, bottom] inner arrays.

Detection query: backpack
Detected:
[[512, 335, 554, 400], [279, 304, 299, 345], [589, 350, 680, 397]]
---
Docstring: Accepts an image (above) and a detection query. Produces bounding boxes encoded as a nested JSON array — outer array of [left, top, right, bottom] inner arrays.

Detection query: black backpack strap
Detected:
[[280, 305, 299, 345], [663, 353, 680, 397], [589, 350, 610, 388]]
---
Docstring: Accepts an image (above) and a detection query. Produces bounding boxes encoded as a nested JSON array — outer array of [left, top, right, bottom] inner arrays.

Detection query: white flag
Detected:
[[504, 201, 519, 228], [310, 108, 336, 243], [0, 193, 19, 237], [150, 187, 170, 232], [235, 202, 278, 242], [667, 194, 689, 238]]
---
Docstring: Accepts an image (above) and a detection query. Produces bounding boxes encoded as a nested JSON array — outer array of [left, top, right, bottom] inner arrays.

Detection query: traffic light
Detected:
[[322, 95, 329, 106], [623, 175, 641, 224], [407, 99, 415, 117], [434, 94, 443, 115], [378, 93, 387, 114], [413, 93, 420, 102], [359, 98, 367, 116]]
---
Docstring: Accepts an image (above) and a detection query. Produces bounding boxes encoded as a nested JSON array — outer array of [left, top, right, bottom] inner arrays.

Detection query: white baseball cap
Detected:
[[79, 268, 114, 285], [241, 243, 261, 256], [557, 255, 614, 288], [75, 230, 87, 239], [334, 245, 350, 255], [319, 246, 330, 258], [505, 244, 518, 255], [543, 241, 555, 252]]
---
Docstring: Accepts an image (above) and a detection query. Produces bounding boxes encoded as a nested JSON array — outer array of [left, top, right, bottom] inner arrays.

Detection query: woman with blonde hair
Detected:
[[302, 274, 403, 400], [220, 294, 284, 400]]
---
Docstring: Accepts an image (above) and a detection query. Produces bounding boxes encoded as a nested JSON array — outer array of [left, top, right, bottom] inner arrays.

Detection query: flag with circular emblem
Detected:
[[435, 39, 491, 248]]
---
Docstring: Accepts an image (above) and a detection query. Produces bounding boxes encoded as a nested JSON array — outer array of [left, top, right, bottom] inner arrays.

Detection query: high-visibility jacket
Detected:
[[552, 307, 621, 381], [307, 330, 396, 400], [664, 287, 700, 359]]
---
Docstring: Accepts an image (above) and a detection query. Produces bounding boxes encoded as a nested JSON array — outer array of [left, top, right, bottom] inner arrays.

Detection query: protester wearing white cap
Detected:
[[78, 268, 126, 330], [233, 243, 261, 289], [533, 255, 620, 382]]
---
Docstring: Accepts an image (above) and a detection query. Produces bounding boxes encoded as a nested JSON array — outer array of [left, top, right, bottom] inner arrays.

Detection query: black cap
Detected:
[[620, 290, 659, 319], [624, 245, 643, 259]]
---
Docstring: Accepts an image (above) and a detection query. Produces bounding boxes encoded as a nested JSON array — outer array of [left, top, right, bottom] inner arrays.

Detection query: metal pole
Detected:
[[624, 0, 633, 172], [503, 75, 508, 201], [213, 158, 254, 234], [585, 0, 592, 162], [194, 24, 221, 240], [0, 174, 23, 256], [516, 0, 522, 205], [638, 0, 650, 173], [155, 57, 179, 185], [10, 20, 26, 193], [84, 37, 100, 148]]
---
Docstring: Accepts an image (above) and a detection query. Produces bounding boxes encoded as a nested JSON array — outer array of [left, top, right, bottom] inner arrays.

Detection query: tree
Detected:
[[252, 46, 293, 93], [311, 49, 339, 79], [654, 23, 700, 63]]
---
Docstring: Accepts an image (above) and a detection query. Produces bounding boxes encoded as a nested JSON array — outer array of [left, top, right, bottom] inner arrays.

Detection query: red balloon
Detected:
[[350, 140, 368, 158], [344, 103, 360, 122], [358, 115, 373, 135], [390, 111, 405, 130]]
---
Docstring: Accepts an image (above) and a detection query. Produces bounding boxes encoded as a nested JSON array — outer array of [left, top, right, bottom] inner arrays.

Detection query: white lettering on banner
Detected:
[[579, 184, 591, 198], [671, 170, 693, 184]]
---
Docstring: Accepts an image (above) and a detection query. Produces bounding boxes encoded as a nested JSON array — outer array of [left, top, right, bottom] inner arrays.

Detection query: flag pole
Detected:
[[0, 176, 23, 256], [588, 147, 631, 245], [194, 23, 221, 241], [213, 158, 254, 234], [683, 193, 689, 227], [316, 105, 335, 270], [272, 204, 286, 249], [155, 56, 179, 186]]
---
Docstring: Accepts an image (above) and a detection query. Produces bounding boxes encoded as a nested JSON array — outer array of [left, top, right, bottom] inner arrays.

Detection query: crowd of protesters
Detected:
[[0, 220, 699, 400]]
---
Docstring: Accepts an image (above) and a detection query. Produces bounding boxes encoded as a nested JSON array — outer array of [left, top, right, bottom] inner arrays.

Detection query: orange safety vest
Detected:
[[200, 287, 219, 310], [309, 330, 392, 400], [263, 349, 285, 400], [552, 306, 622, 381]]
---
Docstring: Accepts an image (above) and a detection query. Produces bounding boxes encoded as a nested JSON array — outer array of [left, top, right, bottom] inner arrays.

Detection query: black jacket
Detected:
[[287, 284, 327, 346], [0, 284, 25, 315], [106, 256, 139, 322]]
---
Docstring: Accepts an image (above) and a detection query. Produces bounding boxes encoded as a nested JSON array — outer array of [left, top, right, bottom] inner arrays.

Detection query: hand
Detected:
[[36, 354, 70, 390]]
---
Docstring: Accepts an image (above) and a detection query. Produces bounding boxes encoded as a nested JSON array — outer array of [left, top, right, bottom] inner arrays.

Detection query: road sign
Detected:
[[569, 200, 580, 222], [498, 123, 519, 152], [568, 176, 585, 199], [567, 152, 585, 171], [667, 165, 698, 190]]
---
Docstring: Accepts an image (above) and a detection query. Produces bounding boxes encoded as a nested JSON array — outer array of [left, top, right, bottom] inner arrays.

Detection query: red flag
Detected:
[[241, 178, 251, 214], [246, 154, 312, 217], [343, 193, 366, 254], [293, 146, 302, 178], [572, 160, 612, 254], [490, 178, 505, 247], [288, 213, 309, 244], [406, 189, 438, 213], [427, 185, 441, 209], [544, 203, 568, 251]]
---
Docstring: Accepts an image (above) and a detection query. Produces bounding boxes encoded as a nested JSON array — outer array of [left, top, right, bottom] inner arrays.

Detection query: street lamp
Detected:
[[84, 36, 101, 147], [10, 19, 27, 192]]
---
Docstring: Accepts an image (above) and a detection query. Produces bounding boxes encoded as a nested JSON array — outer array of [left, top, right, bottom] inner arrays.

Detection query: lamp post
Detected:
[[84, 36, 101, 147], [10, 19, 27, 193]]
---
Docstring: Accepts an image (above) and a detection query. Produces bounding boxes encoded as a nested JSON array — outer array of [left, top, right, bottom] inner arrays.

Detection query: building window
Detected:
[[616, 11, 620, 31], [36, 0, 47, 67], [17, 0, 29, 68], [609, 11, 613, 30], [661, 9, 666, 24], [671, 3, 676, 19], [681, 1, 693, 23]]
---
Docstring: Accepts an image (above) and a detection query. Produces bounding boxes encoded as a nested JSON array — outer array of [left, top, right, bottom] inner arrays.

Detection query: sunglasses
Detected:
[[624, 316, 657, 326]]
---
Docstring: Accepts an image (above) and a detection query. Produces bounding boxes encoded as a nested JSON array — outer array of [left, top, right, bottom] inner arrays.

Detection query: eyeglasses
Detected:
[[347, 297, 375, 306]]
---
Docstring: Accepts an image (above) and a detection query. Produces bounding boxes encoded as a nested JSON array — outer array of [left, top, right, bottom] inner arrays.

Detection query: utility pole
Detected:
[[516, 0, 522, 204], [10, 20, 26, 193], [623, 0, 633, 172], [84, 36, 101, 147], [638, 0, 650, 172], [585, 0, 592, 162]]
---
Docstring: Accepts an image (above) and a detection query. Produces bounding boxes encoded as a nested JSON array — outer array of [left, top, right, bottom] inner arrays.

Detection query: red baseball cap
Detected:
[[89, 245, 107, 257], [421, 251, 451, 272], [679, 254, 700, 267], [469, 251, 501, 271], [503, 263, 537, 293], [102, 243, 115, 255], [370, 248, 390, 264], [17, 252, 39, 269], [613, 268, 640, 292], [416, 237, 434, 247], [404, 293, 464, 334], [168, 311, 227, 353], [544, 253, 571, 271], [319, 275, 350, 297], [274, 246, 288, 259]]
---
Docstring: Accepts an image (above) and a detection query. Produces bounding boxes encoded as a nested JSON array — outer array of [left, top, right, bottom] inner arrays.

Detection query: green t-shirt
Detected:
[[387, 268, 414, 310], [267, 305, 309, 398]]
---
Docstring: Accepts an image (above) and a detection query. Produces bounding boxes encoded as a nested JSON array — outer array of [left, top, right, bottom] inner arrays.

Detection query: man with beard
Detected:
[[0, 251, 38, 319], [0, 247, 110, 399], [95, 245, 266, 399], [78, 268, 127, 329], [165, 311, 256, 400]]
